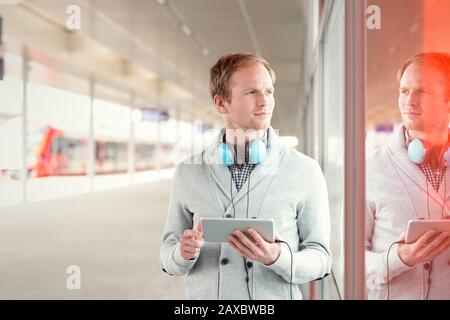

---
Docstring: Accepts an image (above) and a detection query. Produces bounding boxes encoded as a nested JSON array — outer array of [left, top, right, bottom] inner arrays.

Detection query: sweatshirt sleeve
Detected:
[[266, 162, 332, 284], [365, 200, 413, 289], [160, 165, 198, 276]]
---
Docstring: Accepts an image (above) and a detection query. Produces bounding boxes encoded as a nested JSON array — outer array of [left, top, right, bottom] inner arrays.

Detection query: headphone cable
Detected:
[[386, 240, 401, 300], [243, 169, 253, 299], [227, 130, 270, 300], [425, 260, 433, 300], [425, 175, 431, 220], [246, 170, 251, 219], [230, 172, 236, 218], [442, 173, 446, 219], [275, 239, 293, 300]]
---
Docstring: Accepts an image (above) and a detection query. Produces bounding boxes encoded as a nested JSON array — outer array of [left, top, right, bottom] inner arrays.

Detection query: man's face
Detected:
[[398, 62, 449, 132], [221, 63, 275, 131]]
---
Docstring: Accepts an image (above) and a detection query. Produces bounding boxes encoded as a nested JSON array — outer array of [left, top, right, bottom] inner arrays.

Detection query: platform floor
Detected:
[[0, 178, 185, 299]]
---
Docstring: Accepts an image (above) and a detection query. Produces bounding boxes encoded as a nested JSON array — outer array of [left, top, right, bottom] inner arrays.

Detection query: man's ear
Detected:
[[214, 95, 229, 114]]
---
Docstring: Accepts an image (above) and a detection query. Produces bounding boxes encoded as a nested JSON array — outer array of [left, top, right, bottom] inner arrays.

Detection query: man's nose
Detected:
[[256, 92, 268, 106], [406, 92, 419, 107]]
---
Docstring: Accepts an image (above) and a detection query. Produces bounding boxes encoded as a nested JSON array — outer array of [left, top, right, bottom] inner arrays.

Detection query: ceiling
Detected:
[[0, 0, 306, 135]]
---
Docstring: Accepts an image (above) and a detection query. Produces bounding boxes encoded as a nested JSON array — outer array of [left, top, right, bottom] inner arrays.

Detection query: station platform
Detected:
[[0, 178, 185, 299]]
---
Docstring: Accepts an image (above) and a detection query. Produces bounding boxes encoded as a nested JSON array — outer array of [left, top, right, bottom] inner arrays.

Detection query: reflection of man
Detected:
[[366, 52, 450, 299], [160, 53, 331, 299]]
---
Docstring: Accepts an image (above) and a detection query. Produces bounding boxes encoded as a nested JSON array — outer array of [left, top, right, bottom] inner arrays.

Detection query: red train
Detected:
[[28, 126, 175, 177]]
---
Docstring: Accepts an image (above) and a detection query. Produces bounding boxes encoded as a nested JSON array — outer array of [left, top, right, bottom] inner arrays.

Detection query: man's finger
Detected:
[[182, 229, 197, 240], [229, 235, 257, 259], [415, 229, 439, 248], [422, 232, 449, 254], [228, 239, 250, 259], [194, 222, 203, 240], [426, 236, 450, 260], [183, 238, 204, 249], [181, 246, 198, 254], [239, 232, 264, 256], [232, 231, 263, 256], [247, 228, 267, 246]]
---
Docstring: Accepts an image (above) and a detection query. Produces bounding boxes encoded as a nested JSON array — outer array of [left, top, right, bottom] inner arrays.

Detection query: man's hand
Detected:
[[397, 229, 450, 267], [228, 228, 281, 265], [180, 222, 204, 260]]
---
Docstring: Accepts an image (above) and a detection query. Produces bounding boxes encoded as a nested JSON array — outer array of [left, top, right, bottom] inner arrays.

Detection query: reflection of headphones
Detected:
[[219, 129, 269, 166], [406, 130, 450, 167]]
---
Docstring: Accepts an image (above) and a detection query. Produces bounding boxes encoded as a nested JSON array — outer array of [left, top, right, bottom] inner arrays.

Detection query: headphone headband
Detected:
[[219, 129, 269, 166]]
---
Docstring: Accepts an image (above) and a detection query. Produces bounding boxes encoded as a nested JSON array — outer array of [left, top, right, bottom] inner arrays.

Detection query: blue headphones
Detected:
[[219, 129, 269, 166], [406, 130, 450, 167]]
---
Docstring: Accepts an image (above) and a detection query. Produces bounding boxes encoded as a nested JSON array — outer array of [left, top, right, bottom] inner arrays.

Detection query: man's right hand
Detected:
[[397, 229, 450, 267], [180, 222, 204, 260]]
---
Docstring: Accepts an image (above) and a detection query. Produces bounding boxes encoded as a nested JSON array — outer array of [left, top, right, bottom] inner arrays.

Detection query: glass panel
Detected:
[[26, 60, 90, 202], [322, 0, 345, 297], [0, 52, 23, 207], [366, 0, 450, 300], [92, 89, 130, 191]]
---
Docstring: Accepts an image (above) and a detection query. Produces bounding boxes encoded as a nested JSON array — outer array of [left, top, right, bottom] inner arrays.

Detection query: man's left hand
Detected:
[[228, 228, 281, 265]]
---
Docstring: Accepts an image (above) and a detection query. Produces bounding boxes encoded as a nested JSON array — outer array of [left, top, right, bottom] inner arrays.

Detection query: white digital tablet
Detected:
[[405, 219, 450, 244], [200, 217, 275, 243]]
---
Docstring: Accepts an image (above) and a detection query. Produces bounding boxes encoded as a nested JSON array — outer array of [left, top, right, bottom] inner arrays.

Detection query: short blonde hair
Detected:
[[209, 53, 276, 102], [397, 52, 450, 100]]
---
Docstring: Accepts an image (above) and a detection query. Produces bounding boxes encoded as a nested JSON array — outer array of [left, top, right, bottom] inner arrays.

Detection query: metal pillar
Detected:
[[156, 107, 162, 173], [21, 47, 29, 203], [344, 0, 367, 300], [88, 76, 95, 192], [128, 93, 136, 183]]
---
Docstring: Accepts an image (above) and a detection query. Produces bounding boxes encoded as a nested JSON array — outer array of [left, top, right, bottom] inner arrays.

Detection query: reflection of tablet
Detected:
[[200, 217, 275, 243], [405, 220, 450, 244]]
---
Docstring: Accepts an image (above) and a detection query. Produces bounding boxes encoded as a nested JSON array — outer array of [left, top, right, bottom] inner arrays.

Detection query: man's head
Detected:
[[210, 53, 276, 131], [397, 52, 450, 132]]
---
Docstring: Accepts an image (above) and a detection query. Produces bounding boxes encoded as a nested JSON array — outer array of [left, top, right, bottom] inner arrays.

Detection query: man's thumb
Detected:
[[397, 232, 406, 243], [197, 221, 203, 233]]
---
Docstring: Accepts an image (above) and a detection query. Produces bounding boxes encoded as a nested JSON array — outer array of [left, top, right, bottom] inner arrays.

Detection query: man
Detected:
[[366, 52, 450, 300], [160, 53, 331, 300]]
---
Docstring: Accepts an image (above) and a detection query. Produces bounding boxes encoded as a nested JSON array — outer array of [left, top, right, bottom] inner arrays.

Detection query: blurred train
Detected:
[[28, 126, 175, 178]]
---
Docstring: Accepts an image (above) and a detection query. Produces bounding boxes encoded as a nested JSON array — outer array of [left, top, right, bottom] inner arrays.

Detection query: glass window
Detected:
[[322, 0, 345, 298], [26, 61, 91, 202], [0, 53, 23, 207]]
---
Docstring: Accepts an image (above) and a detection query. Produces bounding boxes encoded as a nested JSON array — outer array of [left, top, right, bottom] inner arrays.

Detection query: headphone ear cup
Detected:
[[407, 138, 427, 164], [249, 139, 267, 164], [219, 143, 234, 166]]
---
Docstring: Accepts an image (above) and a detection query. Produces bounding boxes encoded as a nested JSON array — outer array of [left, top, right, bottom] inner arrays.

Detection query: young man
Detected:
[[160, 53, 331, 300], [366, 52, 450, 299]]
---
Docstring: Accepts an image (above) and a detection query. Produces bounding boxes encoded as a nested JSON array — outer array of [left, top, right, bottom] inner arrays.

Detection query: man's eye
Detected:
[[246, 91, 256, 95], [266, 90, 273, 95], [400, 89, 409, 95]]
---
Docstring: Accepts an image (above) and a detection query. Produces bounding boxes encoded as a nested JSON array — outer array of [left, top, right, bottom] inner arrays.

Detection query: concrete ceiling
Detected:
[[1, 0, 306, 135]]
